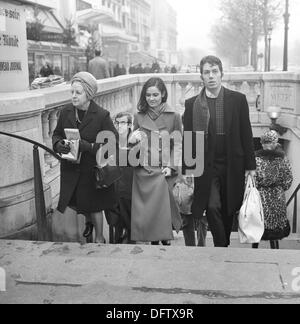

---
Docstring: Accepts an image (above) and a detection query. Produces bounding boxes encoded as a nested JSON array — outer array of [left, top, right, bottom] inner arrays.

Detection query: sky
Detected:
[[170, 0, 221, 50], [169, 0, 300, 51]]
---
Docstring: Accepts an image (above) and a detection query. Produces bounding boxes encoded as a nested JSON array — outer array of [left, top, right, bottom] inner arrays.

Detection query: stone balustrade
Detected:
[[1, 72, 300, 240]]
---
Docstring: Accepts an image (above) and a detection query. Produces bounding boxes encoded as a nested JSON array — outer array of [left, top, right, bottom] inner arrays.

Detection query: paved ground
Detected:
[[1, 238, 300, 304]]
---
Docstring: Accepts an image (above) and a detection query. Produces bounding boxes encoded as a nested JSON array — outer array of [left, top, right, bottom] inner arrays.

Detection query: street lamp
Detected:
[[283, 0, 290, 71], [267, 106, 288, 135], [267, 24, 273, 72]]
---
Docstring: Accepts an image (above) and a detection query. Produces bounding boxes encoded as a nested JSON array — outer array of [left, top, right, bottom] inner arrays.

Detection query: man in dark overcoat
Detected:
[[182, 56, 256, 247]]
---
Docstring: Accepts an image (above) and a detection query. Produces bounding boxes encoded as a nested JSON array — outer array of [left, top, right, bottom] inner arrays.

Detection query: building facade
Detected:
[[127, 0, 151, 52], [19, 0, 86, 83], [76, 0, 138, 73], [150, 0, 178, 65], [18, 0, 178, 81]]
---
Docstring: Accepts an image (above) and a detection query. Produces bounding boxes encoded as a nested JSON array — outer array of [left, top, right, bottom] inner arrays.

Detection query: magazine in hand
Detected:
[[61, 129, 81, 163]]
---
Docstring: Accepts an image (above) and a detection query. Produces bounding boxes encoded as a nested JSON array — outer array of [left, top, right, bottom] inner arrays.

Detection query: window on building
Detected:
[[53, 55, 62, 76]]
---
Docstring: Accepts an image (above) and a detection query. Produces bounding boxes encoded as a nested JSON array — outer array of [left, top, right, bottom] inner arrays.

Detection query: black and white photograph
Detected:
[[1, 0, 300, 306]]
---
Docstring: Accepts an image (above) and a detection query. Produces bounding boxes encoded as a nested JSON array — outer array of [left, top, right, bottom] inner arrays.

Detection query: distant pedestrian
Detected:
[[40, 59, 54, 77], [120, 65, 127, 75], [136, 63, 144, 74], [88, 50, 110, 80], [151, 61, 160, 73], [144, 64, 151, 74], [113, 64, 122, 77], [171, 66, 177, 74], [252, 130, 293, 250], [129, 64, 136, 74]]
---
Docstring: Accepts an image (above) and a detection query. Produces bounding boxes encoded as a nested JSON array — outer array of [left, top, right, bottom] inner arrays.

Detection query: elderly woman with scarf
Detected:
[[52, 72, 118, 243], [253, 130, 293, 249], [129, 77, 182, 245]]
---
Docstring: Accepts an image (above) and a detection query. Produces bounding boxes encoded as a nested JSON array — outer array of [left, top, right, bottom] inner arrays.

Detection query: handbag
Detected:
[[238, 175, 265, 244], [173, 176, 194, 215], [95, 144, 122, 189], [94, 163, 122, 190]]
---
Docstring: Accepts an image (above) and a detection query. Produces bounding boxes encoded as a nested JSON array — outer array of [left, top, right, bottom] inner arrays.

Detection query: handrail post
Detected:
[[293, 195, 298, 234], [33, 145, 49, 241]]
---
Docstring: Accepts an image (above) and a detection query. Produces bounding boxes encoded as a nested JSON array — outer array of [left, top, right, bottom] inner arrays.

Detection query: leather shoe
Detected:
[[83, 222, 94, 238], [162, 240, 171, 246], [151, 241, 159, 246]]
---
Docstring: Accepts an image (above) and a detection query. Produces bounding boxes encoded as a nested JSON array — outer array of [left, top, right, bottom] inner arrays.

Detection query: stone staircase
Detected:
[[173, 232, 300, 250], [1, 239, 300, 304]]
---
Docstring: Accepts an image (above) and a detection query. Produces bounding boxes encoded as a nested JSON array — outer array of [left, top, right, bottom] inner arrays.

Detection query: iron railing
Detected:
[[0, 131, 61, 241], [287, 184, 300, 233]]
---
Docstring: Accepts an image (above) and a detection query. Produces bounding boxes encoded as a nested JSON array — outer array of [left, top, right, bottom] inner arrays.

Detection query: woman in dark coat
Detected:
[[52, 72, 118, 243], [253, 130, 293, 249], [129, 77, 182, 245]]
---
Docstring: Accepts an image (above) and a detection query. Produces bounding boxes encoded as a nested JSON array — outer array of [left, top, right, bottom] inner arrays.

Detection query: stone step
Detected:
[[1, 240, 300, 304], [173, 232, 300, 250]]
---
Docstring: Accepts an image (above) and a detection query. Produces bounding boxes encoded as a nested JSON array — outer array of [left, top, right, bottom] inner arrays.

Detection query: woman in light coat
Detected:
[[129, 77, 182, 245]]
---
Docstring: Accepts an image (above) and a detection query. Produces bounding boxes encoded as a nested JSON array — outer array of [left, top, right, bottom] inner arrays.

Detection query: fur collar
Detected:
[[256, 148, 285, 159]]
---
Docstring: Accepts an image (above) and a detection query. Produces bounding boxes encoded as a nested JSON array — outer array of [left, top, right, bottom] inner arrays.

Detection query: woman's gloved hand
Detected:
[[79, 139, 93, 153], [128, 129, 144, 145], [55, 140, 71, 154]]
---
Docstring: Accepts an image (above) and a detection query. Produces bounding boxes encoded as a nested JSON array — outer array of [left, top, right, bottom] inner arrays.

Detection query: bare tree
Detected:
[[211, 0, 282, 70], [63, 19, 78, 46]]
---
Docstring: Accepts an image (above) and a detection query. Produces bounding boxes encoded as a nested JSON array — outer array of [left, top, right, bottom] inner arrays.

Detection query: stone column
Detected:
[[0, 92, 53, 240]]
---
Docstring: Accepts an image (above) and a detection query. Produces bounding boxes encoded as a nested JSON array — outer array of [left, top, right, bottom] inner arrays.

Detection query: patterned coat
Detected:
[[255, 148, 293, 241]]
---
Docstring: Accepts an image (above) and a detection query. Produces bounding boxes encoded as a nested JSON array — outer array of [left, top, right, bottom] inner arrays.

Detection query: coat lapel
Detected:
[[79, 101, 98, 132], [224, 88, 234, 136], [66, 106, 77, 129], [157, 104, 175, 130], [138, 113, 159, 132], [138, 104, 175, 132]]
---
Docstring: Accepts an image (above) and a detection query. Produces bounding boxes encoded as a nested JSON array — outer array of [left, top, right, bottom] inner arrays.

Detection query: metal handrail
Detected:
[[0, 131, 61, 160], [287, 184, 300, 233], [0, 131, 61, 241]]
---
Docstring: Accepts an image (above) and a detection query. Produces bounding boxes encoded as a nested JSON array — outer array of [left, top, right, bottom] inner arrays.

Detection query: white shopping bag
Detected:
[[238, 175, 265, 244]]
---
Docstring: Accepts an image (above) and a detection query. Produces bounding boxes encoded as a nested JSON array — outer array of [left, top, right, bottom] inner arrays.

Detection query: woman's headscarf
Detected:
[[71, 72, 98, 100]]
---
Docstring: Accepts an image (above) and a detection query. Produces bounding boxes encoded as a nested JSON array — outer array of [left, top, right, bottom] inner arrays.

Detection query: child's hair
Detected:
[[114, 112, 133, 124], [138, 77, 168, 113]]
